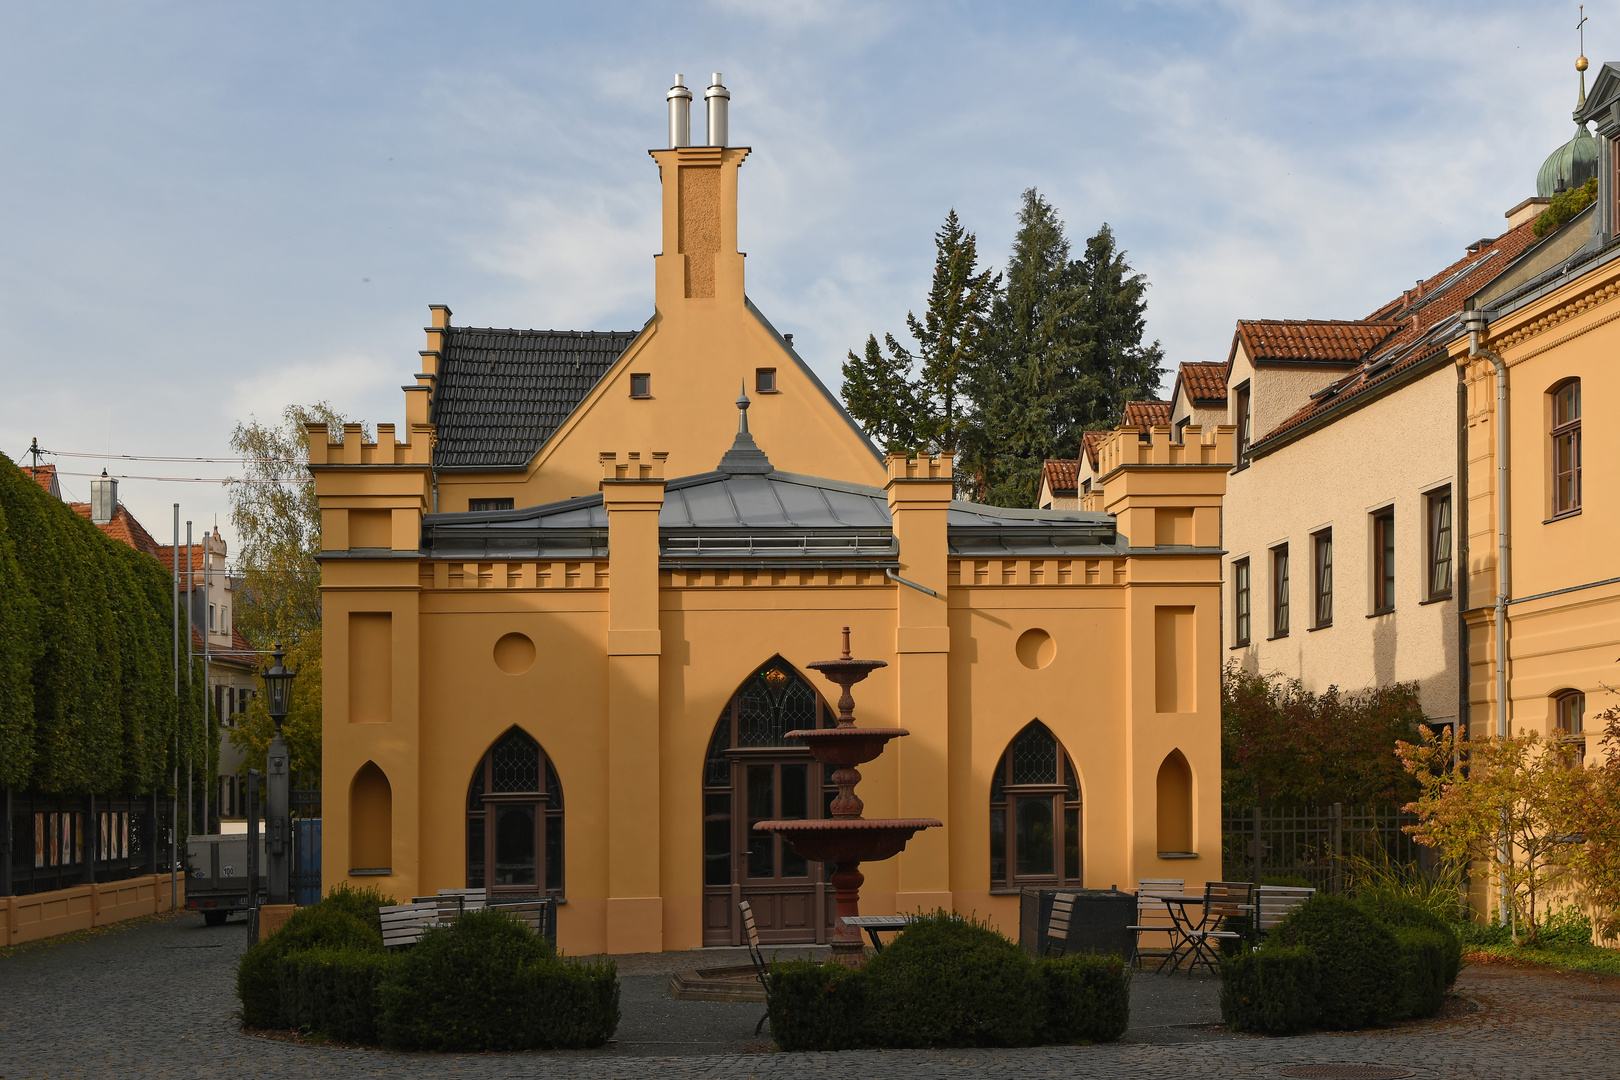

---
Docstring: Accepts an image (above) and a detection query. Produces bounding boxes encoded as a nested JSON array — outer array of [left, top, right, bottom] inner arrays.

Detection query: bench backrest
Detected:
[[1135, 878, 1184, 927], [1256, 885, 1315, 930], [738, 899, 761, 949], [1045, 892, 1077, 956], [1203, 880, 1253, 922], [380, 901, 439, 948]]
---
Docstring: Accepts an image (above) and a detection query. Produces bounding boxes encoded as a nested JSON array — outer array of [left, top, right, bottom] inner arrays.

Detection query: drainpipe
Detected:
[[1462, 309, 1511, 927]]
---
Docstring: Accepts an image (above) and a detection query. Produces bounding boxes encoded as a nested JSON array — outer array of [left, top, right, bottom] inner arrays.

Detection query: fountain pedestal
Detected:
[[754, 628, 941, 964]]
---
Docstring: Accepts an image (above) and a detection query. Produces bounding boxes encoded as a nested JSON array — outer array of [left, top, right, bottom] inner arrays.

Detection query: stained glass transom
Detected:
[[491, 729, 542, 793], [737, 661, 819, 747], [1011, 725, 1057, 785], [545, 760, 563, 808], [704, 719, 731, 787]]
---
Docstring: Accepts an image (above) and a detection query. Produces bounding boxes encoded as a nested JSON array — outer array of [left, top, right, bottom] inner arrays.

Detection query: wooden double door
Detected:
[[701, 657, 839, 946]]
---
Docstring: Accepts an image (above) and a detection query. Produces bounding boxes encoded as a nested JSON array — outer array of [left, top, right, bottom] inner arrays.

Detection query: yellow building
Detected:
[[1454, 59, 1620, 768], [311, 77, 1234, 955]]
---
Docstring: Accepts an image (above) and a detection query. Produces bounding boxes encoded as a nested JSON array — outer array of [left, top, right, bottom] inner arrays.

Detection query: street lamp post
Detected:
[[261, 644, 297, 907]]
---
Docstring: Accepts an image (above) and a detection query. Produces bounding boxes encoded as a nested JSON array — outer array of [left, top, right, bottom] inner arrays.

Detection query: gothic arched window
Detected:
[[989, 722, 1081, 889], [466, 727, 563, 896]]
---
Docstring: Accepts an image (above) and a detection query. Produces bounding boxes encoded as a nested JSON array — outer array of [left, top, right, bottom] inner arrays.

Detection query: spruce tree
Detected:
[[840, 334, 923, 452], [906, 210, 997, 454], [1075, 223, 1165, 426]]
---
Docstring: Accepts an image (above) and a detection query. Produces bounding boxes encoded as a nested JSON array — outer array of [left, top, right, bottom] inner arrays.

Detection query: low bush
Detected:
[[1389, 927, 1447, 1020], [278, 948, 393, 1043], [1539, 906, 1595, 948], [768, 914, 1128, 1050], [1269, 894, 1399, 1029], [767, 960, 868, 1051], [1219, 944, 1320, 1035], [377, 907, 616, 1051], [860, 911, 1041, 1048], [1355, 892, 1462, 987], [236, 891, 387, 1028], [1036, 952, 1130, 1044]]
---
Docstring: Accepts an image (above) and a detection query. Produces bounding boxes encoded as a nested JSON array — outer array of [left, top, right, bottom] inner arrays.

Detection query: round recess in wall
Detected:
[[493, 632, 536, 675], [1015, 628, 1055, 670]]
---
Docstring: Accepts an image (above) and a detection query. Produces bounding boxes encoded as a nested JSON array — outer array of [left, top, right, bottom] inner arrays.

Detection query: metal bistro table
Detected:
[[1156, 894, 1229, 975], [841, 914, 911, 951]]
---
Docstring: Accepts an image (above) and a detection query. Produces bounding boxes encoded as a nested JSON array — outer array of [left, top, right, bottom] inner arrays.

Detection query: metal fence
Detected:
[[290, 773, 321, 906], [1222, 804, 1424, 893], [2, 790, 177, 897]]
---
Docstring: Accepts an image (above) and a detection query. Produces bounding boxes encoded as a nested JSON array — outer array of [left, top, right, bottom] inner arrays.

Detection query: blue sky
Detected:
[[0, 1, 1593, 550]]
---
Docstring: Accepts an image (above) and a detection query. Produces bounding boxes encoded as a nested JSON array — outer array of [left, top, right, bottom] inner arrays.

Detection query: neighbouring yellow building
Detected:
[[1455, 59, 1620, 768], [310, 76, 1234, 955]]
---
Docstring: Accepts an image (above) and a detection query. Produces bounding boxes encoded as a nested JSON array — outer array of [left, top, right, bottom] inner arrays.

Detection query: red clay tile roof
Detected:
[[25, 463, 59, 496], [1042, 458, 1079, 497], [156, 543, 215, 576], [70, 502, 167, 561], [1253, 220, 1538, 452], [1081, 431, 1104, 469], [1232, 320, 1399, 366], [1123, 400, 1172, 430], [1175, 362, 1228, 404]]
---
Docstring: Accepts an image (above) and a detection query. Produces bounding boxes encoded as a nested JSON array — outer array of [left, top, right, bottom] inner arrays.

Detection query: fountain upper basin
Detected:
[[753, 817, 942, 863]]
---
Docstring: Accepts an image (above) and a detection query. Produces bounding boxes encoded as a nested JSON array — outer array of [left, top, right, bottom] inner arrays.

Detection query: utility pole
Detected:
[[203, 530, 212, 836], [170, 505, 180, 910], [185, 520, 194, 838]]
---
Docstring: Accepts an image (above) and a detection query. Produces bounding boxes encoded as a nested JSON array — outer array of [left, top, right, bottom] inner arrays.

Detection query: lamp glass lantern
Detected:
[[263, 644, 297, 733]]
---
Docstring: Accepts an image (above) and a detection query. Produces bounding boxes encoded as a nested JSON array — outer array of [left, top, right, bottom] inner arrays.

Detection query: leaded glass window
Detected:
[[989, 721, 1081, 890], [466, 728, 563, 896]]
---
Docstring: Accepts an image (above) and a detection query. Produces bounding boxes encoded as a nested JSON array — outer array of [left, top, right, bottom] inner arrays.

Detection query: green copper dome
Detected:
[[1537, 122, 1599, 198]]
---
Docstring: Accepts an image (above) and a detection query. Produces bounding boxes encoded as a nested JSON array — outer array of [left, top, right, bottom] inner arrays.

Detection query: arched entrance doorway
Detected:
[[466, 727, 564, 898], [702, 656, 838, 946]]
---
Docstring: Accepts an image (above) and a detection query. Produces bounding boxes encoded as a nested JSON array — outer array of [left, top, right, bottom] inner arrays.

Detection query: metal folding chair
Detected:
[[1180, 881, 1251, 976], [1127, 878, 1185, 970], [738, 900, 772, 1036], [1044, 892, 1077, 957]]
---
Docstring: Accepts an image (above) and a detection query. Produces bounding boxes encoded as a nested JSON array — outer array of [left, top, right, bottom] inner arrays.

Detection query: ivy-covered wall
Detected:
[[0, 454, 208, 794]]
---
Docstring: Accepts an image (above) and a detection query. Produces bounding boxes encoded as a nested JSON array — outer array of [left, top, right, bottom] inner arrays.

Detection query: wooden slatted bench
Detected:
[[380, 901, 440, 949], [1256, 885, 1315, 934]]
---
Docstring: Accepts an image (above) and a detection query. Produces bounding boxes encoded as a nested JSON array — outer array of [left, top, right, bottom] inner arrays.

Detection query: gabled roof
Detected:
[[1231, 320, 1399, 367], [70, 502, 166, 561], [26, 463, 59, 497], [430, 327, 643, 469], [1041, 459, 1079, 497], [1122, 400, 1171, 430], [1081, 431, 1104, 469], [1252, 220, 1537, 454], [1173, 362, 1228, 405]]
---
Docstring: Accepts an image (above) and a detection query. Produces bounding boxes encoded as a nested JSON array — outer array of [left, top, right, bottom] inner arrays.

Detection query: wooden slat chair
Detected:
[[1127, 878, 1185, 970], [1256, 885, 1316, 935], [738, 900, 772, 1036], [380, 901, 440, 949], [1043, 892, 1078, 957], [1180, 881, 1252, 975]]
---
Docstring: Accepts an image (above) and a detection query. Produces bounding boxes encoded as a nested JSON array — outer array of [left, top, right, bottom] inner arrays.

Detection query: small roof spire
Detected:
[[1578, 4, 1590, 107], [717, 383, 773, 475]]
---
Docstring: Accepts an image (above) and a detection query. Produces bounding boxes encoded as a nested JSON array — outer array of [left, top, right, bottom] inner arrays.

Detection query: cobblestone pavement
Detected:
[[1, 912, 1617, 1079]]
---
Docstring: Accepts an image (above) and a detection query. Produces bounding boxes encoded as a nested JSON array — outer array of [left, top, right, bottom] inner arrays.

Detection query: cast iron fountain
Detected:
[[755, 628, 941, 964]]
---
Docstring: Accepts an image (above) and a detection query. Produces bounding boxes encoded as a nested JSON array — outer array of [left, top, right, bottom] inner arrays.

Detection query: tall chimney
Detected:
[[705, 73, 730, 147], [666, 74, 692, 148], [90, 469, 117, 525]]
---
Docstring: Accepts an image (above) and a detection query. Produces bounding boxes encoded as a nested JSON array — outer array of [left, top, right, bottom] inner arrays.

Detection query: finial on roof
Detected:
[[1578, 4, 1590, 106], [717, 383, 773, 475]]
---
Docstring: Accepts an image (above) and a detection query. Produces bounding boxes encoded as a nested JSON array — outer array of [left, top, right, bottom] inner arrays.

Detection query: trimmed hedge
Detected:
[[238, 896, 618, 1051], [860, 912, 1041, 1048], [278, 948, 392, 1043], [766, 913, 1129, 1051], [1390, 927, 1448, 1020], [0, 454, 207, 794], [1219, 944, 1321, 1035], [236, 888, 388, 1029], [1037, 952, 1131, 1044], [1355, 892, 1461, 988], [1269, 893, 1399, 1029], [377, 908, 618, 1051]]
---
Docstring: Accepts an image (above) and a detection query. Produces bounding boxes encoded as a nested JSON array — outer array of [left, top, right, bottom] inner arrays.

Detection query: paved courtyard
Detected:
[[0, 911, 1616, 1078]]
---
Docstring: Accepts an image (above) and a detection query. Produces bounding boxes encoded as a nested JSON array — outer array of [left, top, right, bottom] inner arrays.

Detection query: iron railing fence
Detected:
[[1222, 803, 1425, 893], [2, 790, 178, 897]]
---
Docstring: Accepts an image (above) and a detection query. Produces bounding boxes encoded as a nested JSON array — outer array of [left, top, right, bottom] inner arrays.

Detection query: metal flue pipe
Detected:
[[667, 74, 692, 148], [705, 73, 729, 146]]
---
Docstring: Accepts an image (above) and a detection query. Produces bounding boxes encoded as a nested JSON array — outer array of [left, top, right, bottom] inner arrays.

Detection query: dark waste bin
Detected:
[[1019, 888, 1135, 962]]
